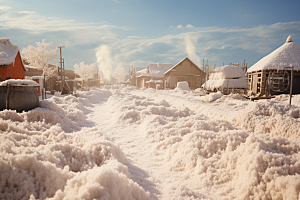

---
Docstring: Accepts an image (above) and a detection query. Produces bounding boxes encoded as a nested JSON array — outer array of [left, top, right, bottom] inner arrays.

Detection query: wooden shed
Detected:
[[0, 38, 25, 81], [247, 36, 300, 96], [164, 57, 206, 90]]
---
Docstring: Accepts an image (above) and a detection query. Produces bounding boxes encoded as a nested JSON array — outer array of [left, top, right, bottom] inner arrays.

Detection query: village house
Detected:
[[0, 38, 25, 81], [129, 67, 146, 87], [247, 36, 300, 96], [164, 57, 206, 90], [134, 63, 173, 89]]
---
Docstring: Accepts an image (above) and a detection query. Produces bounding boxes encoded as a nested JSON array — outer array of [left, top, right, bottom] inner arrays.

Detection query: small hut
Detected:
[[247, 36, 300, 96]]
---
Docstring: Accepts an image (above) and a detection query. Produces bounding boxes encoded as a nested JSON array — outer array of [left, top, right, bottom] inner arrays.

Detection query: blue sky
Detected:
[[1, 0, 300, 77]]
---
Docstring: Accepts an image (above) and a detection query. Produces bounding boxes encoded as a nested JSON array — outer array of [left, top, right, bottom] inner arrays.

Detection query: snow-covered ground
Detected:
[[1, 86, 300, 200]]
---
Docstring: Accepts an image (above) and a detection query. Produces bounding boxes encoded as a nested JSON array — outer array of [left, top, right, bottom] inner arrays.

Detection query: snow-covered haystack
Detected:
[[204, 65, 247, 92], [210, 65, 245, 79], [248, 35, 300, 72], [0, 89, 150, 200]]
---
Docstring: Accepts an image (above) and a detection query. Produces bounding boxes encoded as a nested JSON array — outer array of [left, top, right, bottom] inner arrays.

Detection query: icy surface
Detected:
[[0, 38, 20, 65], [248, 35, 300, 72], [1, 86, 300, 199]]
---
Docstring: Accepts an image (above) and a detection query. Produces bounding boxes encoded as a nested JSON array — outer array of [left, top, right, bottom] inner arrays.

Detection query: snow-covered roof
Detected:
[[210, 65, 245, 80], [148, 63, 173, 78], [137, 63, 173, 78], [0, 38, 20, 66], [248, 36, 300, 73], [134, 67, 146, 77]]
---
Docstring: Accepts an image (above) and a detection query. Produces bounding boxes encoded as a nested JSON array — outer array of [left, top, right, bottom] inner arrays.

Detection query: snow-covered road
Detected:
[[1, 86, 300, 200]]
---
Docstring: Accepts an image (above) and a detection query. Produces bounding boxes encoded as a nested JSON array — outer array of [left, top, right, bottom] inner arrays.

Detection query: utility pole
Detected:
[[57, 46, 65, 92]]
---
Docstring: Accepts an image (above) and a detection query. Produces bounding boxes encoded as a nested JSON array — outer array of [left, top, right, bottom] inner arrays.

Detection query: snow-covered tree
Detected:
[[22, 39, 59, 80], [113, 63, 127, 83], [74, 62, 97, 84]]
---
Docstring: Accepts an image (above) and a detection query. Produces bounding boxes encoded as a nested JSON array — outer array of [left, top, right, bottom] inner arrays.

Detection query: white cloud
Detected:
[[186, 24, 194, 29], [1, 6, 300, 73]]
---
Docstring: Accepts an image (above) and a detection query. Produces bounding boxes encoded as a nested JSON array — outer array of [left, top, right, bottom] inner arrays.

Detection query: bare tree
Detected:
[[74, 62, 97, 85]]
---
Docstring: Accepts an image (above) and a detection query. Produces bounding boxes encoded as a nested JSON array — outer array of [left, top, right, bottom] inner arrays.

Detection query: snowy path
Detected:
[[87, 100, 161, 199], [2, 87, 300, 200], [85, 88, 300, 199], [86, 93, 213, 199]]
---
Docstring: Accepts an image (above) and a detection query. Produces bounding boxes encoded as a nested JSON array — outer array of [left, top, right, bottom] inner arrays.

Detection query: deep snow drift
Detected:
[[1, 86, 300, 200]]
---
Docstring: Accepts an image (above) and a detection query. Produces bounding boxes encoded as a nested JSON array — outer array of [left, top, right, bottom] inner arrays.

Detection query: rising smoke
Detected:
[[96, 45, 113, 83], [184, 34, 201, 67]]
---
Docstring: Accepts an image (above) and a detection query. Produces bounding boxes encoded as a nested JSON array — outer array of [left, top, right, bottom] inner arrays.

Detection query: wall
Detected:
[[165, 58, 206, 89], [5, 52, 25, 80]]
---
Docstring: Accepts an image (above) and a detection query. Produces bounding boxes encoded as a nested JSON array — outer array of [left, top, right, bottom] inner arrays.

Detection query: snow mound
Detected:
[[0, 89, 149, 200], [106, 93, 191, 124], [47, 164, 149, 200], [107, 89, 300, 199], [175, 81, 191, 91], [199, 91, 223, 102]]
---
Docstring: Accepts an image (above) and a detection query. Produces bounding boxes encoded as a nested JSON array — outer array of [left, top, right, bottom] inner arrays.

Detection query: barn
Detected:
[[247, 36, 300, 96], [164, 57, 206, 90], [0, 38, 25, 81]]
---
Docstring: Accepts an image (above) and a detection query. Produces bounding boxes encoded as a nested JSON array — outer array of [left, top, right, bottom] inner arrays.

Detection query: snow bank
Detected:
[[113, 89, 300, 199], [47, 163, 149, 200], [0, 88, 149, 200]]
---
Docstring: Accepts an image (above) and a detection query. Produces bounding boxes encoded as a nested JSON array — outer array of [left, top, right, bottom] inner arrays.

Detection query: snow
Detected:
[[134, 67, 146, 77], [138, 63, 173, 78], [210, 65, 245, 79], [1, 86, 300, 199], [248, 35, 300, 72], [204, 65, 247, 91], [175, 81, 191, 91], [146, 79, 163, 84], [0, 79, 39, 86], [0, 38, 20, 66]]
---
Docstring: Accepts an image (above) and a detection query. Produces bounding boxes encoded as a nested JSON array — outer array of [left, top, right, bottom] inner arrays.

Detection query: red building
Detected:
[[0, 38, 25, 81]]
